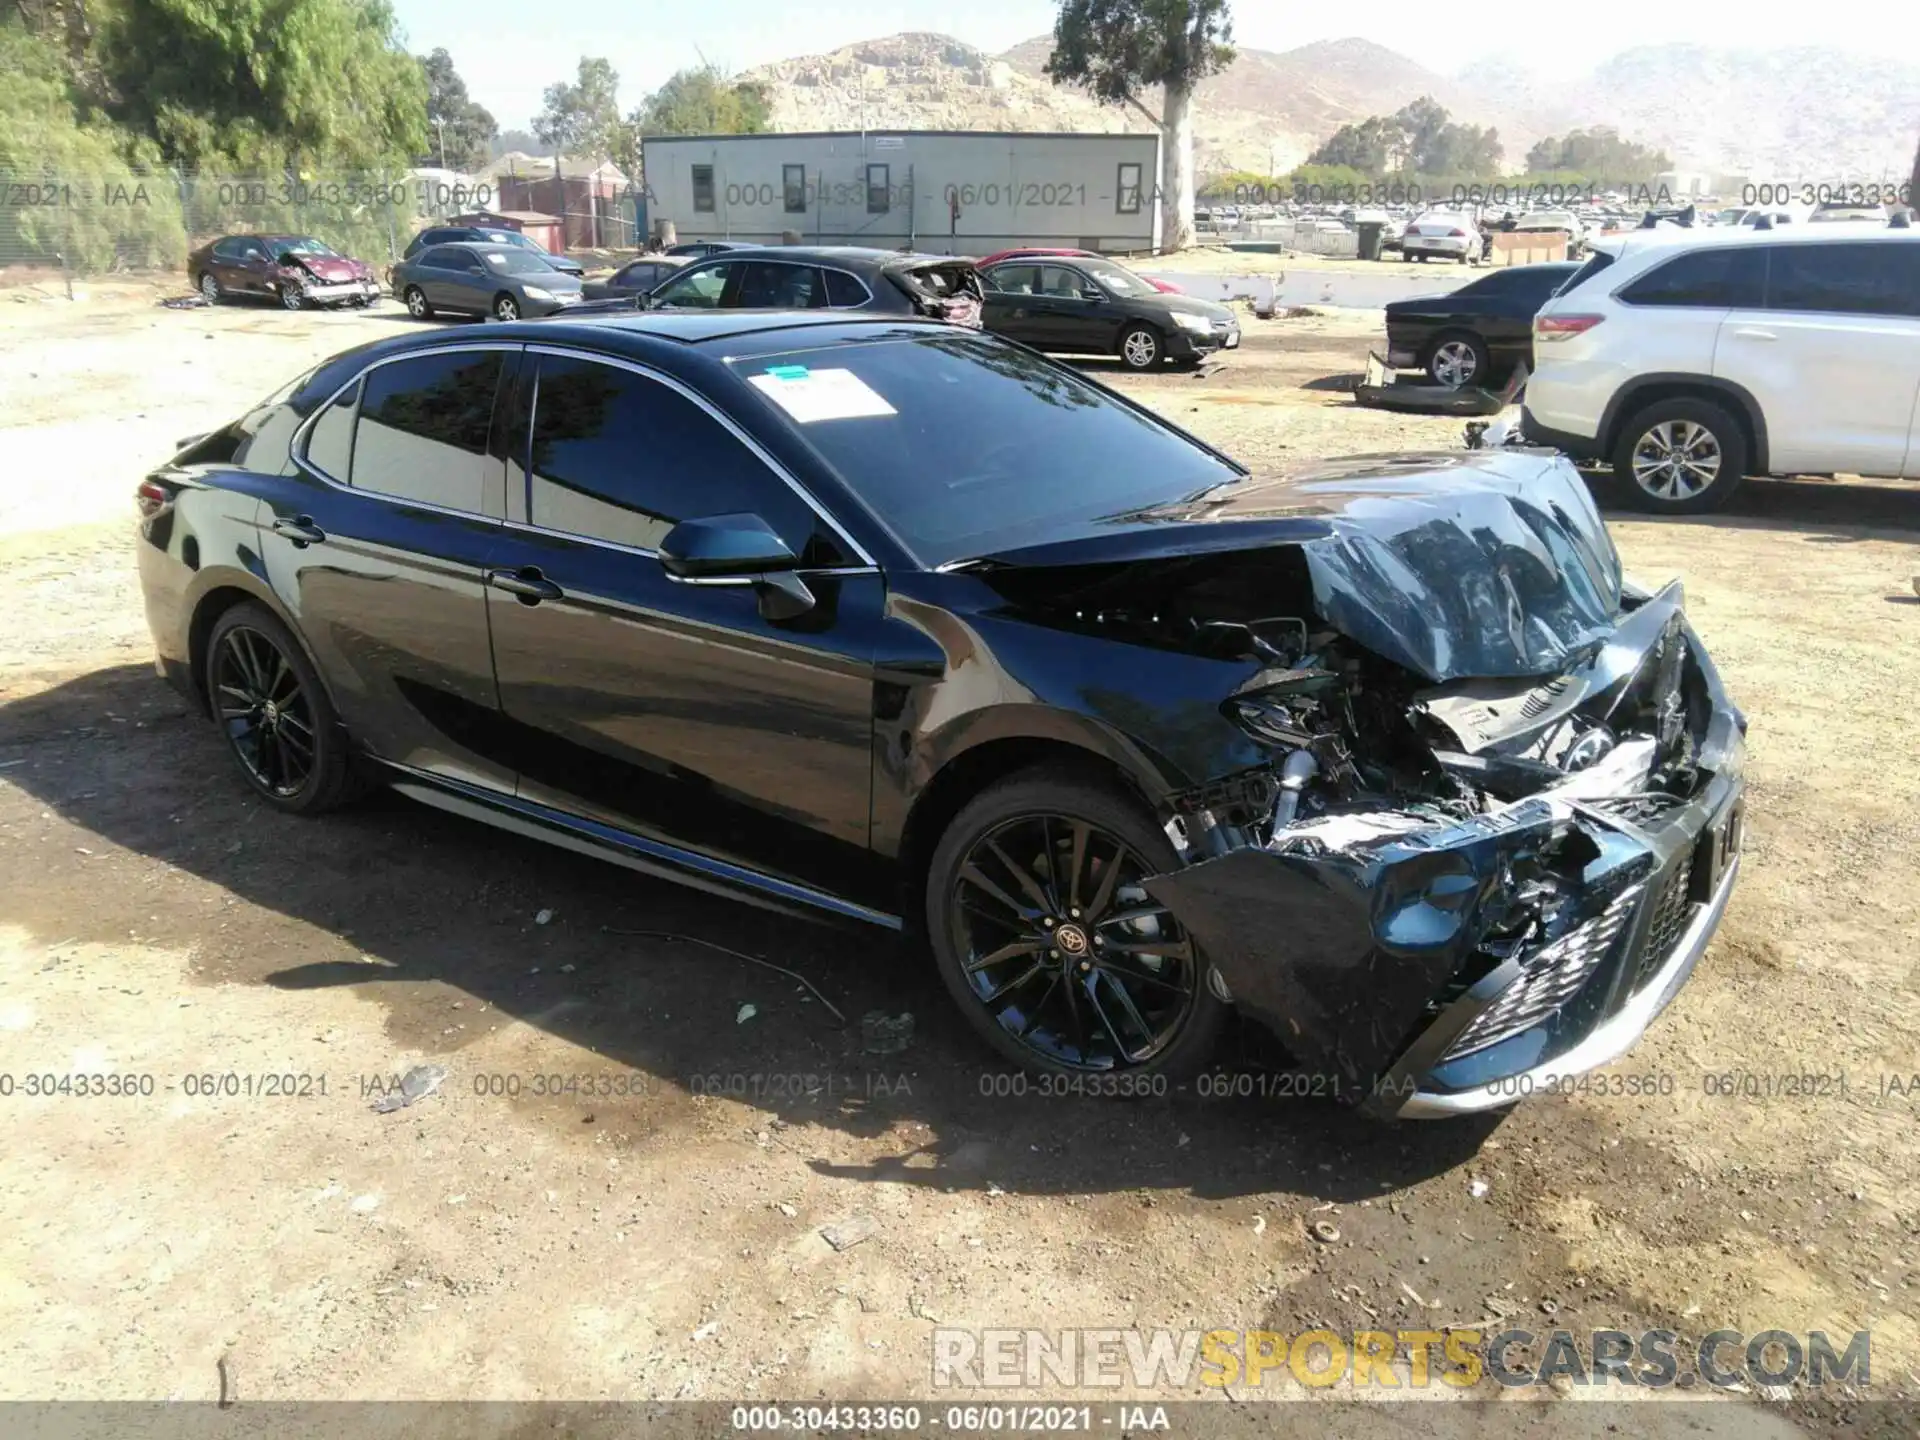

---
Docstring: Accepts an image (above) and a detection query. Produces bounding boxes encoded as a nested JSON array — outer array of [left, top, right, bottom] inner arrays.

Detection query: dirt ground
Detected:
[[1, 276, 1917, 1432]]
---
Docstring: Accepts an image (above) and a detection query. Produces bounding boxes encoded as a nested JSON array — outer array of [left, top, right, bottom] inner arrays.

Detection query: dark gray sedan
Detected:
[[393, 242, 584, 322]]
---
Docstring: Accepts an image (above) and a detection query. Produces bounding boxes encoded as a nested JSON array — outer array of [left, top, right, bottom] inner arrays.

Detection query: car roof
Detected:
[[691, 245, 968, 269], [1597, 219, 1916, 256]]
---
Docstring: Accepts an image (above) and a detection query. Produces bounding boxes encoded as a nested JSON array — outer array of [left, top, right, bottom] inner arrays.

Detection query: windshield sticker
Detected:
[[749, 367, 896, 423], [485, 253, 508, 267]]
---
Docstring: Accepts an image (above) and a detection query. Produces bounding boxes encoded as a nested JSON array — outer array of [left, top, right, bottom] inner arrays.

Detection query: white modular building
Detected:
[[640, 130, 1163, 256]]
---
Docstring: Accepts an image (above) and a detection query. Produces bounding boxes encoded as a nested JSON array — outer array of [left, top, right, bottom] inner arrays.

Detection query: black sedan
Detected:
[[581, 256, 684, 302], [135, 312, 1745, 1115], [391, 242, 584, 321], [643, 246, 982, 326], [978, 256, 1239, 370], [1385, 261, 1581, 387], [663, 240, 760, 258]]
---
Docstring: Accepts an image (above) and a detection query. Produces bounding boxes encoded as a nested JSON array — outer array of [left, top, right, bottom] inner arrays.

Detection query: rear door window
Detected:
[[349, 350, 506, 513], [983, 263, 1040, 295], [1764, 242, 1920, 318], [523, 355, 824, 557], [1619, 247, 1765, 307], [737, 261, 825, 308]]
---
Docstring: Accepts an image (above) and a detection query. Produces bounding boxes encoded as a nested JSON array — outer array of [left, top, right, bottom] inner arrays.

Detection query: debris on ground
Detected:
[[1308, 1220, 1341, 1243], [860, 1010, 913, 1054], [691, 1320, 719, 1341], [370, 1063, 447, 1113], [819, 1215, 878, 1251], [736, 1003, 757, 1024], [160, 295, 210, 309], [534, 908, 554, 925], [1469, 1178, 1490, 1198]]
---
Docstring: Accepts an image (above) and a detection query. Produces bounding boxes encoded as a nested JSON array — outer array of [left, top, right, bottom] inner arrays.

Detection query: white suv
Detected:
[[1524, 221, 1920, 512]]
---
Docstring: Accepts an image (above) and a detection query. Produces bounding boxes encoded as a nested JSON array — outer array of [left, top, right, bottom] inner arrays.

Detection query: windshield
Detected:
[[1075, 258, 1155, 297], [274, 237, 339, 257], [491, 231, 541, 249], [729, 332, 1243, 566], [480, 248, 558, 275]]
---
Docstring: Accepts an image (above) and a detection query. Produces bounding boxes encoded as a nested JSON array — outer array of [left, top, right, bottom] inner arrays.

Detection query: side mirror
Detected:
[[658, 512, 797, 578], [658, 513, 814, 621]]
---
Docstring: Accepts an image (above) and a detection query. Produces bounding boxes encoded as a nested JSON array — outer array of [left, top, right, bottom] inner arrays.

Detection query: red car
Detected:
[[188, 234, 382, 310], [976, 247, 1182, 294]]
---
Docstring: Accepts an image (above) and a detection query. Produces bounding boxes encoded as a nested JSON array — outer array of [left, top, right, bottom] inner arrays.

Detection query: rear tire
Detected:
[[1425, 331, 1490, 389], [1611, 397, 1748, 514], [197, 272, 222, 304], [204, 603, 370, 815], [925, 768, 1228, 1082], [404, 286, 432, 319]]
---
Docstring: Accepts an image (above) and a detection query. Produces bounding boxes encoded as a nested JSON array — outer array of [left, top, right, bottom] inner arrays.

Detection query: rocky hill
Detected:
[[742, 33, 1920, 183]]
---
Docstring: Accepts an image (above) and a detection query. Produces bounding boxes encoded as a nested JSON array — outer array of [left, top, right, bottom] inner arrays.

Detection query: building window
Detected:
[[692, 164, 715, 213], [783, 164, 807, 214], [867, 163, 890, 215], [1117, 163, 1143, 215]]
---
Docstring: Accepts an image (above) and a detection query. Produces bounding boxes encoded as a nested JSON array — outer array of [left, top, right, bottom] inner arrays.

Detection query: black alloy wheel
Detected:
[[928, 773, 1228, 1077], [203, 602, 369, 814], [213, 624, 315, 798]]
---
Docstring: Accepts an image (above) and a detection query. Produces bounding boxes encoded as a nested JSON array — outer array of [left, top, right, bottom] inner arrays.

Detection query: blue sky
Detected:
[[386, 0, 1916, 134]]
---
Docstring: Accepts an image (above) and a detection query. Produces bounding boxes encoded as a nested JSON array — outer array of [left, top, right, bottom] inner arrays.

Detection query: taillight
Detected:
[[1446, 228, 1467, 238], [1535, 314, 1604, 341], [136, 480, 170, 518]]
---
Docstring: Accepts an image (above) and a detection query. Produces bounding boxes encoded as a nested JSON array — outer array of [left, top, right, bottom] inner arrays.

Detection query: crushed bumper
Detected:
[[299, 279, 381, 304], [1143, 587, 1747, 1118]]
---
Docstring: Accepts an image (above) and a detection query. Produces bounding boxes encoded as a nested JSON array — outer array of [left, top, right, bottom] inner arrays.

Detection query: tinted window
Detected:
[[525, 356, 818, 555], [1619, 248, 1764, 307], [737, 261, 823, 308], [304, 377, 359, 480], [984, 263, 1040, 295], [651, 263, 732, 308], [1558, 250, 1614, 295], [1038, 265, 1092, 299], [351, 351, 504, 512], [823, 269, 868, 308], [416, 247, 457, 269], [1765, 242, 1920, 317], [730, 333, 1240, 566]]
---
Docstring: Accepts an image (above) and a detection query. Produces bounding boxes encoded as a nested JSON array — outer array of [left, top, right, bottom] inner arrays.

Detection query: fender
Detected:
[[1598, 372, 1771, 473]]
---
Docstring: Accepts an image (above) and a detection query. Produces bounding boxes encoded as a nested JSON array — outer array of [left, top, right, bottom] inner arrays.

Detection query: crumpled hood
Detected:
[[285, 255, 368, 281], [955, 451, 1623, 683]]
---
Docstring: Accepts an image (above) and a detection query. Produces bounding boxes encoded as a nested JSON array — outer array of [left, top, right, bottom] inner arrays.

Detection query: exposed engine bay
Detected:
[[950, 451, 1747, 1112]]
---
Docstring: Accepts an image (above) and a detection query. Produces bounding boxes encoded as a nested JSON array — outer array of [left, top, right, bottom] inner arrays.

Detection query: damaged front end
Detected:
[[1145, 577, 1746, 1116]]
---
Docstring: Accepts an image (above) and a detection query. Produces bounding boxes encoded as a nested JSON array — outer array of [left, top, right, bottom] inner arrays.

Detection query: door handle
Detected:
[[1731, 327, 1777, 341], [487, 567, 563, 603], [272, 515, 326, 546]]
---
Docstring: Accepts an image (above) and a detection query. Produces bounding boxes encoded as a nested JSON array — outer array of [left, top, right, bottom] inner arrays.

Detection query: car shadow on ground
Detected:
[[0, 662, 1502, 1205], [1588, 471, 1920, 535]]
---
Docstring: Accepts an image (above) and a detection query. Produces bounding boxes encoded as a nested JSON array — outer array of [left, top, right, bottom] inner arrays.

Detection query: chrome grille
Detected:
[[1442, 887, 1640, 1061], [1629, 852, 1698, 993]]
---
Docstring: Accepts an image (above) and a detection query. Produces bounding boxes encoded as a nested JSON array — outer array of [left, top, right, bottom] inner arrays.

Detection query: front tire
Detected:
[[925, 769, 1229, 1081], [278, 283, 306, 311], [1118, 323, 1161, 371], [1612, 397, 1748, 514], [493, 293, 520, 322], [204, 603, 366, 815]]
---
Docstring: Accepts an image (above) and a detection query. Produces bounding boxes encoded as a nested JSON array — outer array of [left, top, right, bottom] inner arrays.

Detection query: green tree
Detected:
[[1525, 126, 1671, 179], [535, 56, 623, 163], [1308, 97, 1501, 178], [419, 48, 496, 171], [96, 0, 426, 170], [634, 64, 771, 137], [1042, 0, 1235, 251]]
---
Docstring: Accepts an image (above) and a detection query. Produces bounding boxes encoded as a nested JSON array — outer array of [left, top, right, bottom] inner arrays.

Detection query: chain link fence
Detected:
[[0, 168, 511, 276]]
